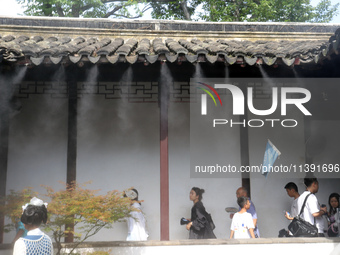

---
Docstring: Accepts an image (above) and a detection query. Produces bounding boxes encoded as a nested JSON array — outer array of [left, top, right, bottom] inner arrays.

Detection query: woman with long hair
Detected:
[[327, 192, 339, 237]]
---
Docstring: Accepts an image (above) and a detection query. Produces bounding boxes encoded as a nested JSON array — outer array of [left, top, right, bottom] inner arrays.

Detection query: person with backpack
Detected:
[[185, 187, 216, 239]]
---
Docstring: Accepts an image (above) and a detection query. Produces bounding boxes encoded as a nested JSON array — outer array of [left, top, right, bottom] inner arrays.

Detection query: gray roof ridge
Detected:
[[0, 16, 339, 33]]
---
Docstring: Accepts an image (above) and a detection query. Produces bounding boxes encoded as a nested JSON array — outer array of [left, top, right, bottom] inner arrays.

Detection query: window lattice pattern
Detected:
[[16, 81, 195, 102], [15, 81, 303, 102]]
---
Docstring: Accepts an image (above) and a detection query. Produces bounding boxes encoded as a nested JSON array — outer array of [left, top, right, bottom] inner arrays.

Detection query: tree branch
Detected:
[[56, 3, 65, 17], [71, 1, 81, 17], [68, 221, 107, 255], [232, 0, 240, 21], [103, 3, 150, 18], [142, 5, 153, 13], [112, 13, 144, 18], [180, 0, 191, 20], [104, 5, 124, 18], [42, 3, 52, 16]]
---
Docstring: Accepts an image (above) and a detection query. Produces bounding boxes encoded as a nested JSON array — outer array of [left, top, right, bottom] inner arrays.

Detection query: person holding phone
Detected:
[[284, 182, 300, 220]]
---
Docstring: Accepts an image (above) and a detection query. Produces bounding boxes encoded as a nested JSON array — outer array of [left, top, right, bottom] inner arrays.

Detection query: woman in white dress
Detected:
[[13, 197, 53, 255], [124, 189, 148, 241]]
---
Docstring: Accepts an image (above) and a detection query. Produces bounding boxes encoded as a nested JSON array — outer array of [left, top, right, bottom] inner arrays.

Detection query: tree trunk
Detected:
[[180, 1, 191, 20], [71, 1, 81, 17], [42, 0, 53, 16], [56, 4, 65, 17]]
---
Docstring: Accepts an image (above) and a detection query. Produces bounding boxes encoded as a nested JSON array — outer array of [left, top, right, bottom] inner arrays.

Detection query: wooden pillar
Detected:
[[304, 117, 312, 165], [240, 86, 251, 198], [159, 64, 169, 240], [65, 67, 78, 243], [0, 102, 9, 244]]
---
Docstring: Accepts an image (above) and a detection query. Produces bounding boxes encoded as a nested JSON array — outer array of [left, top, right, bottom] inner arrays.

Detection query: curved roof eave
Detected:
[[0, 16, 339, 67]]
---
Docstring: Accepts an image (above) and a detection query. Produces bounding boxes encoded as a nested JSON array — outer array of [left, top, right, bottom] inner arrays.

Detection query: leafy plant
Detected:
[[0, 182, 133, 255], [16, 0, 150, 18], [15, 0, 339, 22], [0, 188, 37, 233], [151, 0, 339, 22], [43, 182, 132, 255]]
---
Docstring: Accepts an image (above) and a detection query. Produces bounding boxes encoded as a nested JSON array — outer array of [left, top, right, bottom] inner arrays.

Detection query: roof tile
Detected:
[[0, 26, 339, 66], [97, 38, 124, 56], [135, 38, 151, 55], [116, 38, 138, 56], [153, 38, 169, 55]]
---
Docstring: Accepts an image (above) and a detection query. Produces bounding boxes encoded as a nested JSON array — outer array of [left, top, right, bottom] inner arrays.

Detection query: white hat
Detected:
[[22, 197, 48, 211], [125, 189, 138, 200]]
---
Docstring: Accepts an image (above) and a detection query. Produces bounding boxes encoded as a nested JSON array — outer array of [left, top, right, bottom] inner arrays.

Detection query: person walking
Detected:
[[297, 178, 327, 237], [124, 189, 148, 241], [230, 187, 260, 237], [185, 187, 216, 239]]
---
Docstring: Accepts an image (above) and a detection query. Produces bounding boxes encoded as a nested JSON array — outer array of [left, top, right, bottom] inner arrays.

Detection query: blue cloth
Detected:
[[16, 221, 28, 237], [24, 235, 43, 240], [247, 200, 260, 238], [262, 140, 281, 178]]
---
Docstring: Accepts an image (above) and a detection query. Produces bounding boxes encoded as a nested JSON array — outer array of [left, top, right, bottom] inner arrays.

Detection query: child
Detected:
[[230, 196, 255, 239], [327, 192, 339, 237], [13, 197, 53, 255]]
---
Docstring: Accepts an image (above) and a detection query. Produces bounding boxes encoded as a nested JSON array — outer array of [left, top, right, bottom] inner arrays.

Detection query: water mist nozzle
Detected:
[[256, 58, 263, 65]]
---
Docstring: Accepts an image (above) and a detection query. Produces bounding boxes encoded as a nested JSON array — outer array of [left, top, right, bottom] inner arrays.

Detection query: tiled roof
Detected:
[[0, 17, 339, 67]]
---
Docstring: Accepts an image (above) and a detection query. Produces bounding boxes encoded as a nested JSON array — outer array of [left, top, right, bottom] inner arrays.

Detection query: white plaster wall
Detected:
[[248, 104, 340, 237], [311, 120, 340, 166], [7, 94, 68, 190], [5, 94, 68, 243], [76, 95, 160, 241], [247, 98, 306, 238], [168, 103, 242, 240], [3, 88, 340, 244], [4, 93, 161, 242]]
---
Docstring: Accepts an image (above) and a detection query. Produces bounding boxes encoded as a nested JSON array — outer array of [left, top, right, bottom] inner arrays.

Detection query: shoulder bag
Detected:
[[288, 193, 318, 237], [206, 212, 215, 230]]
